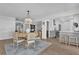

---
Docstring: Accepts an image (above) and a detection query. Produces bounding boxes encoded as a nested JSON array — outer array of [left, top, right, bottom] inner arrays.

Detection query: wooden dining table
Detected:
[[15, 32, 41, 40], [15, 32, 27, 40]]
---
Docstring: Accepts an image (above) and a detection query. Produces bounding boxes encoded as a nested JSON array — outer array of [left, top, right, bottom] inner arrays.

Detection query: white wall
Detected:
[[0, 16, 15, 40], [55, 14, 79, 32], [61, 20, 73, 32], [49, 10, 79, 32], [74, 15, 79, 23], [42, 20, 47, 39], [49, 18, 53, 31]]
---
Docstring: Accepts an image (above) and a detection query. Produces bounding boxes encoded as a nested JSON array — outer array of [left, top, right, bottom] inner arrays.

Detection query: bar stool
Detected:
[[64, 35, 69, 45], [68, 34, 78, 47]]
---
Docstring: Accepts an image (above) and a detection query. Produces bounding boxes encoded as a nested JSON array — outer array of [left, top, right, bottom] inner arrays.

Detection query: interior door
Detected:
[[47, 21, 49, 38]]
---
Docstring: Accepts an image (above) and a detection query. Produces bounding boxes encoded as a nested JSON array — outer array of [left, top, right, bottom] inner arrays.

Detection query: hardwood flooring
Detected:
[[0, 39, 12, 55], [0, 38, 79, 55]]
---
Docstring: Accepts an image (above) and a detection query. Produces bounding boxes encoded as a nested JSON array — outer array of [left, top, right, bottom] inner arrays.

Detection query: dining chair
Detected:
[[26, 33, 36, 48], [13, 32, 26, 53]]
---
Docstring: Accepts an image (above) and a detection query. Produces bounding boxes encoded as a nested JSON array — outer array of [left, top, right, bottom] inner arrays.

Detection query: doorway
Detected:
[[46, 21, 49, 38]]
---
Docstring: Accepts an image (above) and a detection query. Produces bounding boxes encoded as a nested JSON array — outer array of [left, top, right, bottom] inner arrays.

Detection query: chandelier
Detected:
[[24, 10, 32, 24]]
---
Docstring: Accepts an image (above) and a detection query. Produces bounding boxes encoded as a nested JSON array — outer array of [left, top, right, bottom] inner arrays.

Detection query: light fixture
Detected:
[[24, 10, 32, 24]]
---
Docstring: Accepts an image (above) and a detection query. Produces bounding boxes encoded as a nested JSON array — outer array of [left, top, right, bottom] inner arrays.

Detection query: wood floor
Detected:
[[1, 38, 79, 55], [0, 39, 13, 55]]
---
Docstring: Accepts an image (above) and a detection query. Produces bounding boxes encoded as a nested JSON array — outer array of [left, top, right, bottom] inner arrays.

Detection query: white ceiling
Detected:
[[0, 3, 79, 20]]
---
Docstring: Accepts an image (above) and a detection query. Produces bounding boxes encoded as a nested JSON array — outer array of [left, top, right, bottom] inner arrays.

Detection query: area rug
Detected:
[[5, 40, 51, 55]]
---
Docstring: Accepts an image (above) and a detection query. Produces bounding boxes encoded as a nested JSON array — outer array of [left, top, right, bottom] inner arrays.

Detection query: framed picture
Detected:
[[30, 24, 35, 32]]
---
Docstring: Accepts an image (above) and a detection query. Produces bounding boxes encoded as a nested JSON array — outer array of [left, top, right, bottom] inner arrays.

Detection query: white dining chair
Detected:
[[13, 32, 26, 53], [26, 33, 36, 48]]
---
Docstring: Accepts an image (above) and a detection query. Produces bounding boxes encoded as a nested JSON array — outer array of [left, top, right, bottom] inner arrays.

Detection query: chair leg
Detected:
[[13, 42, 15, 48], [75, 38, 78, 48], [68, 39, 70, 46], [24, 41, 27, 48], [76, 44, 78, 48], [12, 42, 16, 54], [13, 43, 19, 54], [27, 43, 29, 48], [64, 37, 66, 44], [33, 42, 35, 48]]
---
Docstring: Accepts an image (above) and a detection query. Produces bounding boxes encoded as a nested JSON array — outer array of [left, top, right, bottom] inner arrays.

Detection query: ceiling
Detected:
[[0, 3, 79, 20]]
